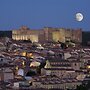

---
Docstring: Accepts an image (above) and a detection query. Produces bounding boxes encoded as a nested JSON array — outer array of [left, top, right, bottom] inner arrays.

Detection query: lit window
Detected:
[[22, 52, 26, 56], [22, 61, 25, 66], [87, 65, 90, 69], [16, 66, 18, 70]]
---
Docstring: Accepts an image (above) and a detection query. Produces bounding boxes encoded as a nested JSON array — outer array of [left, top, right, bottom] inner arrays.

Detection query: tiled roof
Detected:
[[45, 68, 74, 71], [0, 64, 14, 68], [47, 58, 69, 62], [67, 56, 78, 60], [50, 64, 71, 67], [82, 56, 90, 59]]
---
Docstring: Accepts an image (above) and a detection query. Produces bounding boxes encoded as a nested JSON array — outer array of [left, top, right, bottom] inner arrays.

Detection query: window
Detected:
[[75, 63, 77, 66], [1, 58, 3, 61]]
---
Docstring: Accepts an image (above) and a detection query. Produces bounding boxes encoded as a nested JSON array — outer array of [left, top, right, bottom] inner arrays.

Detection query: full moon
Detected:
[[76, 13, 83, 21]]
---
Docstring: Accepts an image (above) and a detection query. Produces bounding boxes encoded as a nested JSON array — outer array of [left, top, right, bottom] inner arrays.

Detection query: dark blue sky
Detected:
[[0, 0, 90, 31]]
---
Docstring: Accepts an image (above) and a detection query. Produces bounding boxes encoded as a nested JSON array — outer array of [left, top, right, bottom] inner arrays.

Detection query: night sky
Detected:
[[0, 0, 90, 31]]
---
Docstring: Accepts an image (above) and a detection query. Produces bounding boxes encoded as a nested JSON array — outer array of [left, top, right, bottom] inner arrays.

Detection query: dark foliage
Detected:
[[26, 70, 36, 76]]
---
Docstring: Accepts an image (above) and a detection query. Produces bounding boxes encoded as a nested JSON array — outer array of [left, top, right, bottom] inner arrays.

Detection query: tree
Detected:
[[26, 70, 36, 76]]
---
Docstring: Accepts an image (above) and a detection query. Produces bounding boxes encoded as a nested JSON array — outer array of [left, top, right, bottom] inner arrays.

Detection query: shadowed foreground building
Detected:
[[82, 31, 90, 46], [12, 26, 82, 43], [0, 31, 12, 38]]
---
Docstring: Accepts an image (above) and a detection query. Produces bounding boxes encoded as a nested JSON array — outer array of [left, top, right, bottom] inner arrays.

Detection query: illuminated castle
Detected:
[[12, 26, 82, 43]]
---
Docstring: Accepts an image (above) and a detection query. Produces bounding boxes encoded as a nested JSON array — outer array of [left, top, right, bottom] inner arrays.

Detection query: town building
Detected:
[[32, 75, 82, 90], [0, 64, 14, 81]]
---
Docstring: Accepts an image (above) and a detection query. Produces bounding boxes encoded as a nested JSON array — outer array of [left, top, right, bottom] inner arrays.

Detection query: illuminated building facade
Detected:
[[12, 26, 82, 43], [44, 27, 82, 43], [12, 26, 39, 42]]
